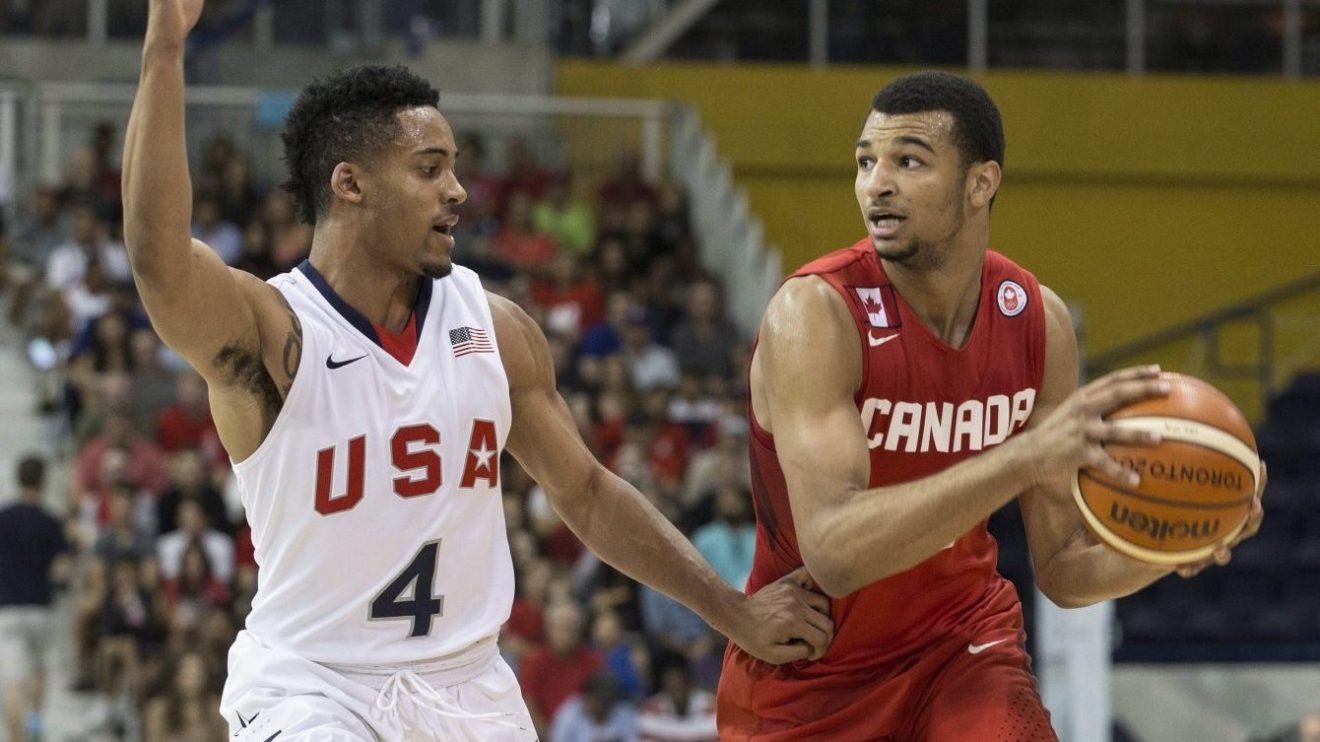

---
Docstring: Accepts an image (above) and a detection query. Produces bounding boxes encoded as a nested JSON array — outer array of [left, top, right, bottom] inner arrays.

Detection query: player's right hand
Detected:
[[730, 566, 834, 664], [146, 0, 204, 47], [1020, 364, 1170, 492]]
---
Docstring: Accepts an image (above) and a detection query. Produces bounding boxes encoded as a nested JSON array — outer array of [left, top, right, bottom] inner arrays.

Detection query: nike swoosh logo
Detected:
[[868, 331, 900, 347], [326, 354, 367, 369], [968, 639, 1008, 654]]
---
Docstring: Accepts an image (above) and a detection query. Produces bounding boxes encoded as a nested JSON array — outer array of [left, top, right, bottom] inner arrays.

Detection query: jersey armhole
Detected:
[[230, 286, 317, 470]]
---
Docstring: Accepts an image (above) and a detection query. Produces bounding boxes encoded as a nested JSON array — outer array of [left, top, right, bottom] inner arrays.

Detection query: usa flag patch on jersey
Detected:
[[449, 326, 494, 357]]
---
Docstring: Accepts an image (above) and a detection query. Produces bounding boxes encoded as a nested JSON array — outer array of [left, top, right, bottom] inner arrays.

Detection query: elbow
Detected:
[[1035, 574, 1095, 609], [799, 536, 857, 599]]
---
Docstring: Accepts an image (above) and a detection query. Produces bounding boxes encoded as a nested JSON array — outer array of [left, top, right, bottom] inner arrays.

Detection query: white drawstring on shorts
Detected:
[[374, 669, 528, 735]]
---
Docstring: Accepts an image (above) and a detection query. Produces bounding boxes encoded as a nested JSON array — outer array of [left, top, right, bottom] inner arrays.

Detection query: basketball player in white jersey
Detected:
[[121, 1, 833, 739]]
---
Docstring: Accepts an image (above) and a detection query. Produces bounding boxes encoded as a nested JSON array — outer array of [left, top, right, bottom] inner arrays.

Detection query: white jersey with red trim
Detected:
[[233, 261, 513, 665]]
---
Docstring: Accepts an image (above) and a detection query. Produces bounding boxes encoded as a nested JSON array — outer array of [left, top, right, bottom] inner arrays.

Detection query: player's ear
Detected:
[[330, 162, 364, 206], [967, 160, 1001, 209]]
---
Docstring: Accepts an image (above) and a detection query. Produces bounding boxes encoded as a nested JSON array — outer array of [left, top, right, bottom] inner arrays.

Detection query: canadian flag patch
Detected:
[[853, 286, 897, 328]]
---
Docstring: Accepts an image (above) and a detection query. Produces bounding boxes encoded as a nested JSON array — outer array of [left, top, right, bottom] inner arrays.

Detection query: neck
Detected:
[[18, 490, 40, 504], [308, 222, 419, 333], [880, 229, 987, 348]]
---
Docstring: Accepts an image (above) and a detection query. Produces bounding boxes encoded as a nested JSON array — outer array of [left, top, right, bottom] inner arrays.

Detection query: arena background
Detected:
[[0, 1, 1317, 740]]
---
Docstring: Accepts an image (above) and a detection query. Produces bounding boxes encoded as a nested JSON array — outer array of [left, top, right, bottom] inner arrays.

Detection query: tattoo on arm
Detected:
[[278, 294, 303, 394]]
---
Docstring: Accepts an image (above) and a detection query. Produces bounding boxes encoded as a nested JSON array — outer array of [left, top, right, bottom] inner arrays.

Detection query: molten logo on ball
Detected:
[[1109, 502, 1221, 543]]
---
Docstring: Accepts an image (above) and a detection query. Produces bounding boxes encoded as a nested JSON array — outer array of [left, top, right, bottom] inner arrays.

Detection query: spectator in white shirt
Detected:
[[157, 499, 233, 584], [551, 671, 638, 742], [44, 203, 130, 295], [638, 656, 717, 742], [621, 307, 679, 392]]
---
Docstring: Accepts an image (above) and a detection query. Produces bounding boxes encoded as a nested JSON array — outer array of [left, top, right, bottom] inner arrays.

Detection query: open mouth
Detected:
[[868, 210, 906, 229], [432, 217, 458, 237]]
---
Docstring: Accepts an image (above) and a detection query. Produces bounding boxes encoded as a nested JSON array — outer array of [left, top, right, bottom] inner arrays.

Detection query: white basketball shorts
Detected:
[[221, 630, 536, 741]]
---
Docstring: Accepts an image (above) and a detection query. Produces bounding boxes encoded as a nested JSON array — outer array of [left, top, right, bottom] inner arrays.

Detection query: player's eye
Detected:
[[899, 155, 922, 169], [857, 156, 875, 170], [420, 166, 439, 176]]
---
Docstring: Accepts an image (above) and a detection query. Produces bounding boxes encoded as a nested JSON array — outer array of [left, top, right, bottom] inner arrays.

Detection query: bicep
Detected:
[[758, 279, 870, 551], [135, 239, 262, 376]]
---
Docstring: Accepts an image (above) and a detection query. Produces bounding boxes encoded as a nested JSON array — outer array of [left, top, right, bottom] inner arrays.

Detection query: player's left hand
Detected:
[[1176, 461, 1267, 579], [729, 566, 834, 664]]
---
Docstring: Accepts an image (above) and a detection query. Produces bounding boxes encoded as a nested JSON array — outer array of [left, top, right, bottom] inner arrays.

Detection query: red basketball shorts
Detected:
[[717, 607, 1057, 742]]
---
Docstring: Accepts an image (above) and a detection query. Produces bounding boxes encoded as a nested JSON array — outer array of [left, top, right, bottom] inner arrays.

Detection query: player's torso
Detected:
[[235, 261, 514, 665], [747, 240, 1046, 669]]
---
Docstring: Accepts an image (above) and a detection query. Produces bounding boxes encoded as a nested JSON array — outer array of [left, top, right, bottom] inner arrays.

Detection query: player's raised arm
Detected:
[[759, 276, 1170, 598], [489, 293, 833, 666], [122, 0, 271, 376]]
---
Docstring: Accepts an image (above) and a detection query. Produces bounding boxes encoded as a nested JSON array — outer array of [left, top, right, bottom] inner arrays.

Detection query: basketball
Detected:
[[1072, 372, 1260, 566]]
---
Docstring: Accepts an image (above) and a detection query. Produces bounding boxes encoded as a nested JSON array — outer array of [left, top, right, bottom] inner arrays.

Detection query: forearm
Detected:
[[551, 465, 742, 639], [1037, 532, 1171, 608], [121, 39, 192, 282], [810, 435, 1037, 595]]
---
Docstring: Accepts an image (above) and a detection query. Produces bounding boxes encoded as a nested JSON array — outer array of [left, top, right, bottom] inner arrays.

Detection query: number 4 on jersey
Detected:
[[370, 540, 444, 638]]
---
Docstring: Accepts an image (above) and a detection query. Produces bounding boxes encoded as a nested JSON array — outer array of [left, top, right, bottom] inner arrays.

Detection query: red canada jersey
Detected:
[[739, 239, 1045, 673]]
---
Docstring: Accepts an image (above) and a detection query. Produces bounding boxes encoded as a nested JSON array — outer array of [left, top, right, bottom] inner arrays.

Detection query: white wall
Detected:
[[1115, 664, 1320, 741]]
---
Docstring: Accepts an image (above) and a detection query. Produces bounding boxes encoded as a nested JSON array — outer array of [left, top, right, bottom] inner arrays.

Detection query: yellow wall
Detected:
[[556, 61, 1320, 374]]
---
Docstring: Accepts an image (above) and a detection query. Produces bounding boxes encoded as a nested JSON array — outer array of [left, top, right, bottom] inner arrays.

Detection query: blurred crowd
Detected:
[[0, 120, 751, 740]]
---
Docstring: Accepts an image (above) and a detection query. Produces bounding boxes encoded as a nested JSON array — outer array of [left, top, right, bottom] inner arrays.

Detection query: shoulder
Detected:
[[487, 292, 545, 382], [760, 275, 856, 354], [764, 275, 851, 331], [1036, 284, 1075, 348]]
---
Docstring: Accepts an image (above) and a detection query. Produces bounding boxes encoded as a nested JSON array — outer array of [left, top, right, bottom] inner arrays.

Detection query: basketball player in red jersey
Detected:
[[716, 71, 1266, 740]]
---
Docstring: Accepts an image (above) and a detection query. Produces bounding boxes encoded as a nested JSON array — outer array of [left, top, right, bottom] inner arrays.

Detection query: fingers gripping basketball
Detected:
[[1074, 372, 1260, 565]]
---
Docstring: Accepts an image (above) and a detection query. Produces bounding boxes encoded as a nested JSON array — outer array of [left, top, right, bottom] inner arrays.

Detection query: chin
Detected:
[[873, 238, 920, 265], [421, 259, 453, 279]]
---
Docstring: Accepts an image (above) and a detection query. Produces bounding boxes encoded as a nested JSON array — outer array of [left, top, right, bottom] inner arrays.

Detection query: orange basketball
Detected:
[[1072, 372, 1260, 566]]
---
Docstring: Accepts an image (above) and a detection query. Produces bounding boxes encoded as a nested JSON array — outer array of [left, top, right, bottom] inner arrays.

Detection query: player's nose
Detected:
[[442, 172, 468, 206], [862, 164, 897, 199]]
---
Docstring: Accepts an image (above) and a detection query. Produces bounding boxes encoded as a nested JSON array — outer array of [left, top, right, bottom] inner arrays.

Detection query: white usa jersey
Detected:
[[233, 260, 514, 665]]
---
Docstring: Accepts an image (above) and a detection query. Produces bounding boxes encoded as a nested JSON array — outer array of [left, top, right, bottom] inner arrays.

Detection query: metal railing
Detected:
[[4, 0, 1318, 77], [668, 103, 781, 338], [1087, 271, 1320, 418]]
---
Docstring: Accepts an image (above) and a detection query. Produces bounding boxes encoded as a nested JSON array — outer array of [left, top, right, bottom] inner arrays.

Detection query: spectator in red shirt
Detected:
[[530, 253, 604, 337], [73, 411, 169, 520], [501, 137, 555, 206], [518, 600, 605, 737], [156, 372, 226, 469], [494, 191, 559, 273], [502, 557, 550, 669]]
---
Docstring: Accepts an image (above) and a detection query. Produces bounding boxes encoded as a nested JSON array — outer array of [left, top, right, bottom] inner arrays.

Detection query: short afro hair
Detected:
[[281, 65, 440, 224], [17, 455, 45, 490], [871, 71, 1004, 171]]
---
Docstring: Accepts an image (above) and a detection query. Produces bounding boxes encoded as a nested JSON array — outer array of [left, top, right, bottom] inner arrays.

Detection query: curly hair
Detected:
[[871, 71, 1005, 171], [280, 65, 440, 224]]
